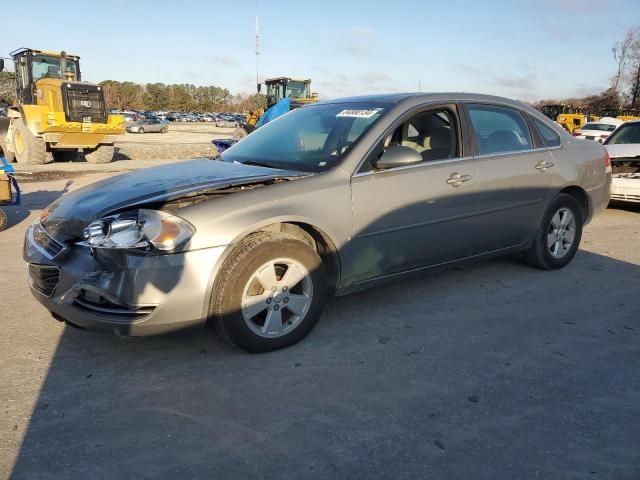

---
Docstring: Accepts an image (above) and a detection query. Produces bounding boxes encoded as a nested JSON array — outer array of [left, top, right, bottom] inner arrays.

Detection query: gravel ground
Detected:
[[0, 171, 639, 480]]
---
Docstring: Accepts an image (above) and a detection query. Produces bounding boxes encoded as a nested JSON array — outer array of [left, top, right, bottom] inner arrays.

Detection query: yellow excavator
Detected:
[[0, 48, 124, 164], [232, 77, 318, 138]]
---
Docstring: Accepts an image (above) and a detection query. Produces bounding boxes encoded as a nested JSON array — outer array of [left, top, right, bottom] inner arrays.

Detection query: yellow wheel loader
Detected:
[[233, 77, 318, 138], [0, 48, 124, 164]]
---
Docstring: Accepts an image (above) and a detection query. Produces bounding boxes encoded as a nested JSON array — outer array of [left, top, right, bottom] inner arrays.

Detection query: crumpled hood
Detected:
[[606, 144, 640, 159], [41, 159, 302, 241]]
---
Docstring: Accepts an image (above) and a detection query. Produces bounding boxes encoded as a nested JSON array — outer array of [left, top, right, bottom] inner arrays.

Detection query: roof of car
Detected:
[[316, 92, 531, 107]]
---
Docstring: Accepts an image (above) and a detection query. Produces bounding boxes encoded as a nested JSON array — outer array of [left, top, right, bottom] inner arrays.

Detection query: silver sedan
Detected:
[[25, 93, 611, 352], [126, 119, 168, 134]]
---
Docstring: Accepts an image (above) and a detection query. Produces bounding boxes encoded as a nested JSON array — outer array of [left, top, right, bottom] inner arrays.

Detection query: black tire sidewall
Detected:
[[535, 194, 584, 269], [214, 237, 327, 352]]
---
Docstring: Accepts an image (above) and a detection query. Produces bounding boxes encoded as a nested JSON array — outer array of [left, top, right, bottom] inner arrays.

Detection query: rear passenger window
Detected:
[[532, 118, 561, 147], [467, 105, 532, 155]]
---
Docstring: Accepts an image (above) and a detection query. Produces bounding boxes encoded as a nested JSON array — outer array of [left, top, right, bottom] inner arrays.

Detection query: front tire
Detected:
[[83, 145, 115, 164], [210, 232, 327, 352], [12, 118, 50, 164], [522, 193, 583, 270], [138, 128, 145, 134]]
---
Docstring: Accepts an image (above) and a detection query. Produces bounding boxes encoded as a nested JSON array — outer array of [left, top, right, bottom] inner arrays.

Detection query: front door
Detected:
[[342, 105, 480, 286]]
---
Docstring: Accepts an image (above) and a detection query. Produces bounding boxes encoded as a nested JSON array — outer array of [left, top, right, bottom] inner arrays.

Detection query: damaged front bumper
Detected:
[[24, 221, 226, 335]]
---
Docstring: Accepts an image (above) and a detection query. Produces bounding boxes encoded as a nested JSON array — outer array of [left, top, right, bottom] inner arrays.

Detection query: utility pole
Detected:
[[255, 0, 260, 89]]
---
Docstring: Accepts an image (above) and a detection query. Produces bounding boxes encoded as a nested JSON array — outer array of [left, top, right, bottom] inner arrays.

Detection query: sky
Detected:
[[2, 0, 639, 102]]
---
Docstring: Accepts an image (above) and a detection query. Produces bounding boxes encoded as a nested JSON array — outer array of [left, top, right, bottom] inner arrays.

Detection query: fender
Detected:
[[10, 105, 50, 136]]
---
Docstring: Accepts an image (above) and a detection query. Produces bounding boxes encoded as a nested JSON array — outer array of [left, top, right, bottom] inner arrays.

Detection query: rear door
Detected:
[[462, 103, 557, 253]]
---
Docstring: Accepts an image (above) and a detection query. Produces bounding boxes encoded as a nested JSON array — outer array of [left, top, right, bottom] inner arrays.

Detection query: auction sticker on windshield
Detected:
[[336, 109, 380, 118]]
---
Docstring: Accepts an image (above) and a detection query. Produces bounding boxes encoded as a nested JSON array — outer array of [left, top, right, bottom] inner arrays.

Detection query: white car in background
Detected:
[[573, 117, 623, 143], [604, 120, 640, 204]]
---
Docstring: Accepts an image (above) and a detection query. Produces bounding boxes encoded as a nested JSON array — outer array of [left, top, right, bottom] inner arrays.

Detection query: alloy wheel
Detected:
[[547, 207, 576, 258], [241, 258, 313, 338]]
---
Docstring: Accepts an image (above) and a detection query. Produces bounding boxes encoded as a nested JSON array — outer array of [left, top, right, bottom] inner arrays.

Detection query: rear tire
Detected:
[[138, 128, 145, 134], [522, 193, 583, 270], [210, 232, 327, 352], [12, 118, 50, 164], [161, 126, 168, 134], [51, 149, 78, 162], [0, 209, 7, 232], [83, 145, 115, 164]]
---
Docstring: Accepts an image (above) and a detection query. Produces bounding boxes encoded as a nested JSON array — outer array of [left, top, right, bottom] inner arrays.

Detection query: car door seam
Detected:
[[356, 199, 542, 239]]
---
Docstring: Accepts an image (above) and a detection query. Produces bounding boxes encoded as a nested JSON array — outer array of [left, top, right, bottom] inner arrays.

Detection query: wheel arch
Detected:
[[10, 105, 48, 136], [210, 218, 342, 299], [558, 185, 589, 222]]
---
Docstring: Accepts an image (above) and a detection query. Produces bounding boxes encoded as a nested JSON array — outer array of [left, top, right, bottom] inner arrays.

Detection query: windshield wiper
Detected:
[[242, 160, 279, 169]]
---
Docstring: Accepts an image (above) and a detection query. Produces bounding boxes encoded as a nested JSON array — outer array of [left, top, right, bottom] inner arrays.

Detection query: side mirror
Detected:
[[373, 145, 422, 170], [257, 83, 262, 93], [0, 59, 4, 71]]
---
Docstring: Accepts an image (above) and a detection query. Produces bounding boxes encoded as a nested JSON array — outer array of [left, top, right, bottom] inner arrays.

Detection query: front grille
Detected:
[[73, 289, 156, 318], [62, 83, 107, 124], [28, 264, 60, 297], [611, 193, 640, 202]]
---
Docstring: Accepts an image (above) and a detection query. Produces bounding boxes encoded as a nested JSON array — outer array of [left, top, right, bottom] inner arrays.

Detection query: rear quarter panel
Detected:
[[550, 138, 610, 222]]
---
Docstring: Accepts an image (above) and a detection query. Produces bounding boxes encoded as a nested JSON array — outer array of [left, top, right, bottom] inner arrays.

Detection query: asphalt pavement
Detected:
[[1, 171, 639, 479]]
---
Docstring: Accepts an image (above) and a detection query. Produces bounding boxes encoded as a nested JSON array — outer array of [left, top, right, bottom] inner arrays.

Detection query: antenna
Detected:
[[255, 0, 260, 88]]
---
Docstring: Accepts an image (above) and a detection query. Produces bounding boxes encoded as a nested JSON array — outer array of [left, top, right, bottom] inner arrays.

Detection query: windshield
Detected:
[[581, 123, 617, 132], [31, 54, 78, 81], [605, 123, 640, 145], [286, 81, 307, 98], [222, 103, 387, 173]]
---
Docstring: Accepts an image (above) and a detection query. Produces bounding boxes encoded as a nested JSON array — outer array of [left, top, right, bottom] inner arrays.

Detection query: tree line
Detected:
[[99, 81, 266, 112], [536, 25, 640, 111]]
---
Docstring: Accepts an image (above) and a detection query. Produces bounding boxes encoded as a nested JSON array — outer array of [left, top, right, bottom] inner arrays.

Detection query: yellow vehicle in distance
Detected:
[[540, 104, 597, 133], [233, 77, 318, 138], [0, 48, 124, 164], [599, 108, 640, 122]]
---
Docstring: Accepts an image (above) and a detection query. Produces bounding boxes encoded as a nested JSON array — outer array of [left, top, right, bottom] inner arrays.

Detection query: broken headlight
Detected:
[[81, 209, 195, 253]]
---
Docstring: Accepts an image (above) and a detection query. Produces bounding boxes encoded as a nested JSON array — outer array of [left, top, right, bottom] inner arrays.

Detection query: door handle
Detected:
[[446, 173, 472, 186], [535, 160, 554, 171]]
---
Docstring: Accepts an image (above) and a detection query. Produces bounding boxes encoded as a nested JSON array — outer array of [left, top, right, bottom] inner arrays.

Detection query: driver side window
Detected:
[[386, 108, 458, 162]]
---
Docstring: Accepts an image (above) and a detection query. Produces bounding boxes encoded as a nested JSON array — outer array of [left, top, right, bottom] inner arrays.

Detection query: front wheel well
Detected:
[[255, 222, 340, 294], [558, 186, 589, 221]]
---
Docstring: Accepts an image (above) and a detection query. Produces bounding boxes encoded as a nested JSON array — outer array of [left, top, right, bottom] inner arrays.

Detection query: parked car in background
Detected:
[[216, 117, 238, 128], [24, 93, 610, 352], [604, 120, 640, 203], [572, 117, 622, 143], [126, 118, 168, 134]]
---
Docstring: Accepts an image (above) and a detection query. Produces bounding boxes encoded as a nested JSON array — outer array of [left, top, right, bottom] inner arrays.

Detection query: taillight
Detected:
[[604, 149, 611, 168], [600, 134, 609, 139], [572, 131, 581, 137]]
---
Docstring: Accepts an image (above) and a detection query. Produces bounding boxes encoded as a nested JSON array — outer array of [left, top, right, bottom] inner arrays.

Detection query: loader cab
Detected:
[[262, 77, 315, 109], [10, 48, 81, 105]]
